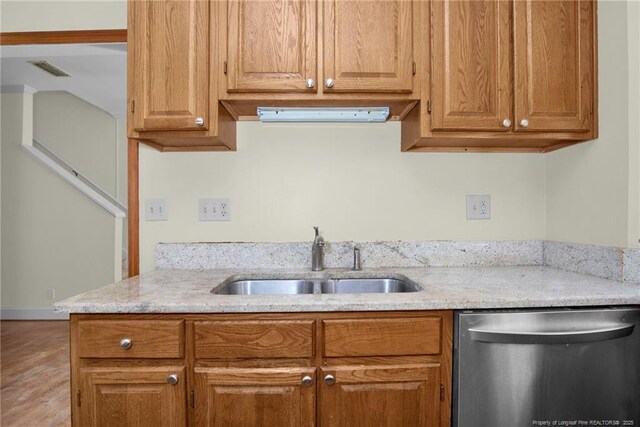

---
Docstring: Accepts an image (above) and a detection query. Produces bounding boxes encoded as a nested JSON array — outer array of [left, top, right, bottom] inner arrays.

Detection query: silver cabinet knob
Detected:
[[306, 79, 315, 89], [324, 374, 335, 386], [301, 375, 313, 387], [325, 78, 334, 88], [195, 117, 204, 127], [520, 118, 529, 128], [167, 374, 179, 385], [502, 119, 512, 128], [119, 338, 132, 350]]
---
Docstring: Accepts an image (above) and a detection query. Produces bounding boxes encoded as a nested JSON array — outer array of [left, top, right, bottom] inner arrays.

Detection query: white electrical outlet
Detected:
[[47, 288, 56, 300], [467, 195, 491, 220], [145, 199, 169, 221], [199, 198, 231, 221]]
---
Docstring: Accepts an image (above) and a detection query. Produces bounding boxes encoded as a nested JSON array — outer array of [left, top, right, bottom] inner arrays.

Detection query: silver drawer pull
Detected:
[[119, 338, 132, 350], [167, 374, 179, 385], [301, 375, 313, 387]]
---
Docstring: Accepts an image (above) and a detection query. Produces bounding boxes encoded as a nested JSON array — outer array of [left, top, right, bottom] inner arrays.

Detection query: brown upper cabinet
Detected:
[[513, 0, 594, 133], [131, 0, 209, 132], [323, 0, 414, 93], [226, 0, 317, 93], [221, 0, 414, 95], [402, 0, 598, 152], [430, 0, 513, 132], [128, 0, 235, 151], [127, 0, 598, 153]]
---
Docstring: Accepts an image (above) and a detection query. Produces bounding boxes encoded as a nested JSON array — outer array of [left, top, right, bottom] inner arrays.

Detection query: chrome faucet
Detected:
[[311, 226, 325, 271], [352, 245, 362, 271]]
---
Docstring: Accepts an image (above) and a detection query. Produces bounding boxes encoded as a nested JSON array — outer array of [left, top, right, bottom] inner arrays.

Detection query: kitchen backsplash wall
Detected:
[[545, 0, 640, 250], [139, 123, 547, 272], [156, 240, 544, 270], [156, 240, 640, 283]]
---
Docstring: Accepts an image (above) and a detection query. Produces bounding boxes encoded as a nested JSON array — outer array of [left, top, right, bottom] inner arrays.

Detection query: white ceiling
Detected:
[[0, 43, 126, 118]]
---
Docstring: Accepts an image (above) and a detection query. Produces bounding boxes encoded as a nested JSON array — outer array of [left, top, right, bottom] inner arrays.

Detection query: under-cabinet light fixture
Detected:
[[256, 107, 390, 123]]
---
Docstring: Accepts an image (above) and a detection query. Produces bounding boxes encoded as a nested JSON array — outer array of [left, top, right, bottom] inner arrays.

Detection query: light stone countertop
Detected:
[[54, 266, 640, 314]]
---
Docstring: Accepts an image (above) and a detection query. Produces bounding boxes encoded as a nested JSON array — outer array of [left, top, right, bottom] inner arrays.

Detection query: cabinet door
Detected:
[[431, 0, 512, 131], [131, 0, 209, 131], [323, 0, 413, 93], [320, 364, 441, 427], [79, 366, 187, 427], [514, 0, 594, 132], [226, 0, 317, 93], [194, 367, 316, 426]]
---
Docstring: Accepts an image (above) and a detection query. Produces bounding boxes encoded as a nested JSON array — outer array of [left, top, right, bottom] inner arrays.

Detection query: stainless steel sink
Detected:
[[213, 279, 319, 295], [212, 277, 421, 295], [321, 278, 420, 294]]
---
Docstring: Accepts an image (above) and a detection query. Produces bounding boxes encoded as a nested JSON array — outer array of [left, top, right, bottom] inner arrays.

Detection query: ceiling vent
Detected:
[[28, 60, 70, 77]]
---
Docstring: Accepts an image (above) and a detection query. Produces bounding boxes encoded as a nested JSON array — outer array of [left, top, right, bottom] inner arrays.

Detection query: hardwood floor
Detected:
[[1, 321, 71, 427]]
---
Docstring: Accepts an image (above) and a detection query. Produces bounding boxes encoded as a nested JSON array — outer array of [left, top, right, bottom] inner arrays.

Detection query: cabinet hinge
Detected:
[[440, 384, 445, 402], [426, 100, 431, 115], [77, 391, 82, 407], [412, 61, 417, 75], [190, 390, 195, 408], [130, 100, 135, 114], [223, 61, 227, 75]]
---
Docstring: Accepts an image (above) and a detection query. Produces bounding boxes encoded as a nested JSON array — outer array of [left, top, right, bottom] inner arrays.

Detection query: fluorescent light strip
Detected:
[[257, 107, 390, 123]]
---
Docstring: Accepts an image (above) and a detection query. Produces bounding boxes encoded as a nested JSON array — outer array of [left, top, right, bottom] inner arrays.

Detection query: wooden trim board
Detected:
[[0, 29, 126, 45], [127, 140, 139, 277]]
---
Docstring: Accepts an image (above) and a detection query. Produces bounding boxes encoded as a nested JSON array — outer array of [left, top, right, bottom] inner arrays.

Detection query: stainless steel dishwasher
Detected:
[[454, 307, 640, 427]]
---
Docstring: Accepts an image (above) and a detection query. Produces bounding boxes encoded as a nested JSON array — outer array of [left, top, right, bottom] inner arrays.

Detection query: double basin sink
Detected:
[[213, 277, 421, 295]]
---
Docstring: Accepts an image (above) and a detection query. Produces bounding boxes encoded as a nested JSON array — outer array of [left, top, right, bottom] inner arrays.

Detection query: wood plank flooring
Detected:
[[1, 321, 71, 427]]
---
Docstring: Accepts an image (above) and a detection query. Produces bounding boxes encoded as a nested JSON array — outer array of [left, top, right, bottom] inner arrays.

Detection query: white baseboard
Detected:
[[1, 308, 69, 320]]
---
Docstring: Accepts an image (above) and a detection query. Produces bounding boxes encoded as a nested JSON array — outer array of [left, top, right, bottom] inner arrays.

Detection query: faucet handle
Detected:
[[352, 244, 362, 271], [313, 226, 319, 237]]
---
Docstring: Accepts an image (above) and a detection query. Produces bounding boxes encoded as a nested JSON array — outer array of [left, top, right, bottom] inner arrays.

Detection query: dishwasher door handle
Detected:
[[469, 324, 635, 344]]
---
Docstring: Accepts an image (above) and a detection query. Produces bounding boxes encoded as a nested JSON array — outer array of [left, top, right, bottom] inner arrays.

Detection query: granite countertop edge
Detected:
[[54, 266, 640, 314]]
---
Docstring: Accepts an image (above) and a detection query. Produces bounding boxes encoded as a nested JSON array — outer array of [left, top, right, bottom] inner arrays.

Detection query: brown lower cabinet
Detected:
[[320, 365, 441, 427], [71, 311, 452, 427], [195, 367, 316, 426], [79, 366, 187, 426]]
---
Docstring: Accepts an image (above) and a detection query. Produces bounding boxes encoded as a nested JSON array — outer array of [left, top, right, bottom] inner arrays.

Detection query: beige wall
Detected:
[[546, 0, 639, 248], [139, 124, 547, 271], [34, 91, 119, 196], [628, 0, 640, 247], [1, 89, 121, 315], [0, 1, 126, 32]]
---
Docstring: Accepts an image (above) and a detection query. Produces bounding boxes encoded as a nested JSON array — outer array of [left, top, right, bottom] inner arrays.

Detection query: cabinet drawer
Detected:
[[194, 320, 315, 359], [77, 320, 184, 359], [323, 317, 441, 357]]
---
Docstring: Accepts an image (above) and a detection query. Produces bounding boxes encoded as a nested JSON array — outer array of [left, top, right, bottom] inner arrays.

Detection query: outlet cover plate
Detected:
[[199, 198, 231, 221], [467, 195, 491, 220], [145, 199, 168, 221]]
